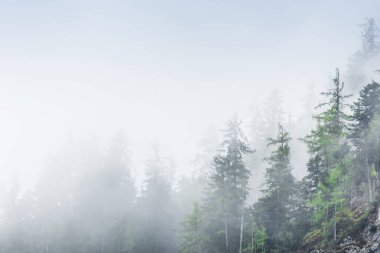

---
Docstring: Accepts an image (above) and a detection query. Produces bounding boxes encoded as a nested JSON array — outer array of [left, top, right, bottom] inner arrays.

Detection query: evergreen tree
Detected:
[[244, 213, 268, 253], [360, 18, 380, 57], [351, 81, 380, 136], [247, 90, 286, 203], [347, 18, 380, 91], [134, 145, 177, 253], [101, 130, 136, 252], [303, 69, 351, 242], [302, 69, 351, 197], [252, 124, 295, 252], [179, 202, 205, 253], [350, 81, 380, 201], [203, 115, 252, 253]]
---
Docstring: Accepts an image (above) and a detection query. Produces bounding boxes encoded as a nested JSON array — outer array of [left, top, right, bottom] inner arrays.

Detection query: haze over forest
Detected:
[[1, 1, 380, 253]]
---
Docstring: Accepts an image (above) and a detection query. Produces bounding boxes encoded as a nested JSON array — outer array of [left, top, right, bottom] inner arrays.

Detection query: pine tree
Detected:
[[102, 130, 136, 252], [244, 215, 267, 253], [247, 90, 286, 203], [253, 124, 295, 252], [203, 115, 252, 253], [303, 69, 351, 241], [360, 17, 380, 57], [180, 202, 205, 253], [134, 145, 177, 253], [351, 81, 380, 136], [347, 18, 380, 91], [302, 69, 351, 197], [350, 81, 380, 202]]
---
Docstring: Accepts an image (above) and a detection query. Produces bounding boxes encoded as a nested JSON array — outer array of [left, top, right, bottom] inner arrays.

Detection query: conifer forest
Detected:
[[1, 1, 380, 253]]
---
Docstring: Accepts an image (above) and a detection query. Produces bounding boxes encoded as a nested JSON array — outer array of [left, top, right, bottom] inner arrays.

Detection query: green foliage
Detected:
[[350, 81, 380, 202], [251, 125, 297, 252], [180, 203, 205, 253], [4, 21, 380, 253], [202, 115, 253, 253], [302, 69, 353, 244], [243, 216, 267, 253]]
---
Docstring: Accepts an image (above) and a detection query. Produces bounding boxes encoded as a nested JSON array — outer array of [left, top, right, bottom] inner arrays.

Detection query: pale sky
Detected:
[[0, 0, 379, 188]]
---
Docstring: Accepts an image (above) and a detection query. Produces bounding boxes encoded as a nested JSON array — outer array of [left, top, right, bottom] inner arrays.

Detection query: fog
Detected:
[[0, 0, 377, 187], [1, 1, 380, 253]]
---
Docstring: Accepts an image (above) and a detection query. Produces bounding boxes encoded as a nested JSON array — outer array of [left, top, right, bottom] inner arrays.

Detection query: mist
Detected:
[[1, 1, 380, 253]]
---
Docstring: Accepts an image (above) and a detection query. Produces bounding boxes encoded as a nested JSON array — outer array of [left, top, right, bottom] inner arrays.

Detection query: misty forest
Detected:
[[3, 3, 380, 253]]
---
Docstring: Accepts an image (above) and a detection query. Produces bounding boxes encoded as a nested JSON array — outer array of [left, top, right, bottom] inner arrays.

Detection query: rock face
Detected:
[[337, 207, 380, 253], [305, 206, 380, 253]]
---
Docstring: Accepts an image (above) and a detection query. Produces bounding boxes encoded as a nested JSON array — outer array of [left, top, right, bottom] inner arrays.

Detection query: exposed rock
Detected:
[[300, 200, 380, 253]]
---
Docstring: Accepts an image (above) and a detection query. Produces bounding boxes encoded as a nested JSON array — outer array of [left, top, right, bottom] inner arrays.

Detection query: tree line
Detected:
[[0, 18, 379, 253]]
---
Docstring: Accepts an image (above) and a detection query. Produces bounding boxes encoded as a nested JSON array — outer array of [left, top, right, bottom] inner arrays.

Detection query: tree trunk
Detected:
[[333, 203, 337, 241], [251, 221, 254, 253], [366, 152, 373, 202], [224, 215, 229, 253], [196, 215, 201, 253], [239, 208, 244, 253], [368, 173, 373, 203]]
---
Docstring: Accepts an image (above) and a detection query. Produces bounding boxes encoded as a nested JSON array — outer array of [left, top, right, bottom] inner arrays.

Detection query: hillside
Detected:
[[298, 194, 380, 253]]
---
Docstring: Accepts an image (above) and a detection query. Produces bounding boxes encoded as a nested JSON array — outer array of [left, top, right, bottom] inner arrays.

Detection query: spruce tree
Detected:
[[179, 202, 205, 253], [253, 124, 295, 252], [350, 81, 380, 202], [347, 18, 380, 91], [134, 145, 177, 253], [203, 115, 252, 253]]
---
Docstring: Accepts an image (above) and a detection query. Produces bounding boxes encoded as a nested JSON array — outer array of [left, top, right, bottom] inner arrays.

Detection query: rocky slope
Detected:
[[297, 197, 380, 253]]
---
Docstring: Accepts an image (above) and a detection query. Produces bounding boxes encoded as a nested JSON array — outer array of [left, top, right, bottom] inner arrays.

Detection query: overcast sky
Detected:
[[0, 0, 379, 187]]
